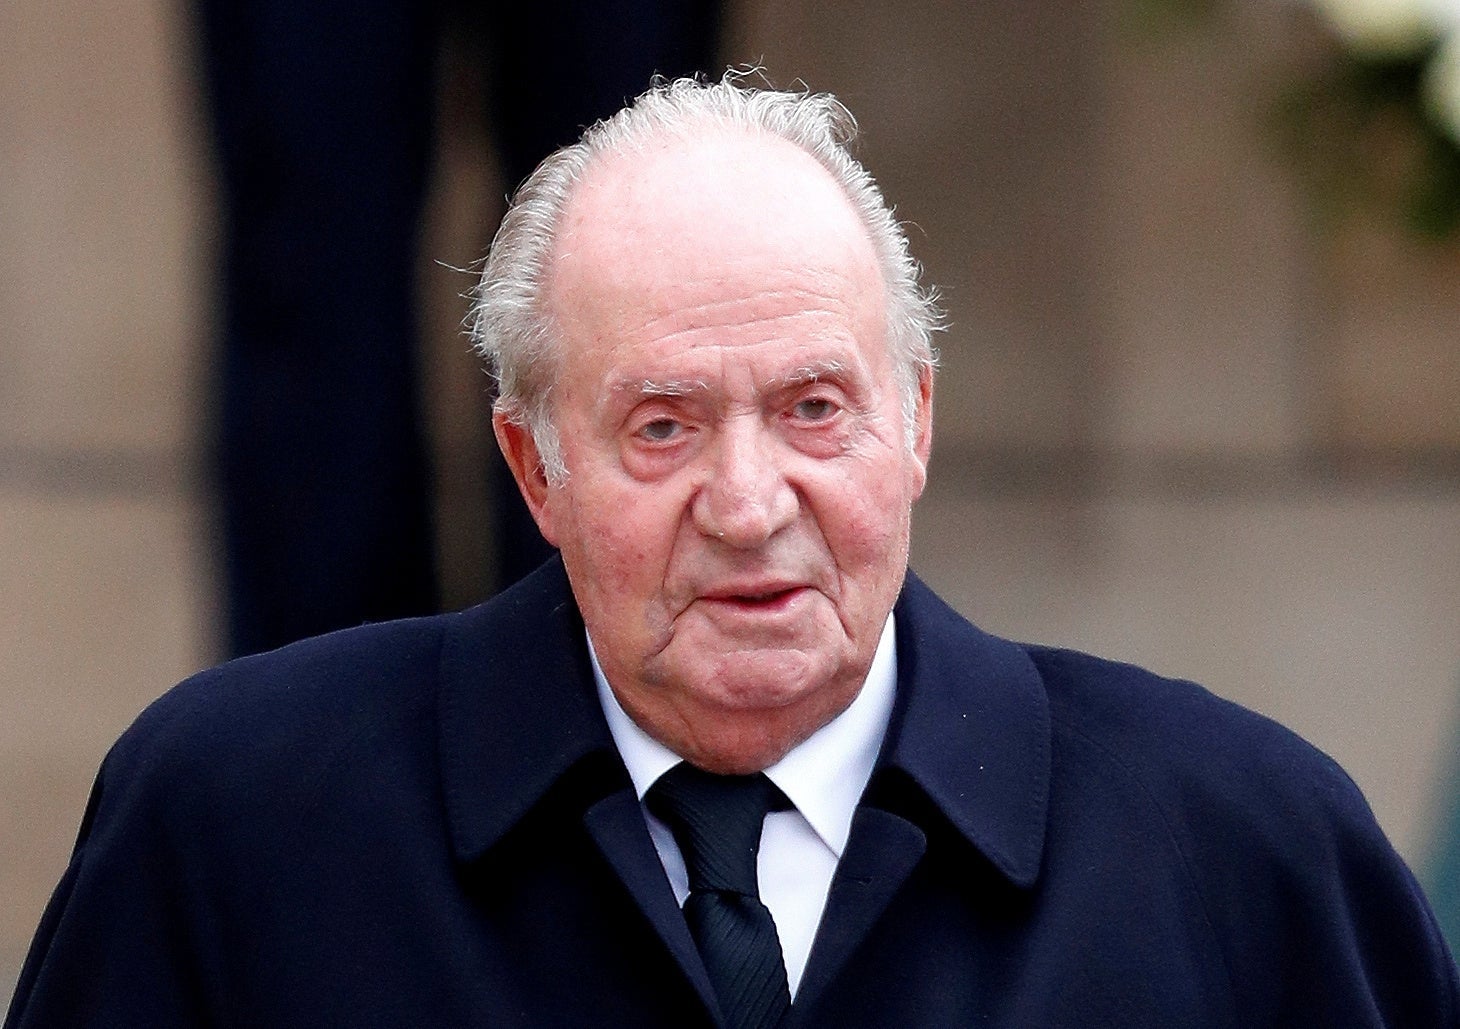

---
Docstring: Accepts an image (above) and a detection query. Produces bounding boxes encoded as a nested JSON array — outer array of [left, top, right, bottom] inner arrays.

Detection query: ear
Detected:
[[493, 410, 563, 546], [908, 365, 934, 498]]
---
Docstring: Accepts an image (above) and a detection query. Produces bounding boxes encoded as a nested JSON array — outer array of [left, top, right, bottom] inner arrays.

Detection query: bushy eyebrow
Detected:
[[765, 360, 848, 391], [609, 377, 710, 399], [607, 359, 850, 403]]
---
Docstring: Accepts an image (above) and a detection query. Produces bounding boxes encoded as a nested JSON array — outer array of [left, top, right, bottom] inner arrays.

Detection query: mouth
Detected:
[[700, 584, 809, 612]]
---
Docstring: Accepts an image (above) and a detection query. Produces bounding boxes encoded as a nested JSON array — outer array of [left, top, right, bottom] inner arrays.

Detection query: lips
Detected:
[[700, 583, 808, 609]]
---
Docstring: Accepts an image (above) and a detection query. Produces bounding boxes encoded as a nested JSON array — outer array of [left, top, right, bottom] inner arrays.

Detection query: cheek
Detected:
[[813, 463, 916, 577], [559, 478, 684, 599]]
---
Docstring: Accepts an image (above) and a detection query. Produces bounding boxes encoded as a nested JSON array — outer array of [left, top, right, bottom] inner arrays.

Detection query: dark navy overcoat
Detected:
[[7, 560, 1457, 1026]]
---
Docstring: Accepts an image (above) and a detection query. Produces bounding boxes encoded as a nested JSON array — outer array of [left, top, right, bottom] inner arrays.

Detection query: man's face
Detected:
[[497, 133, 932, 773]]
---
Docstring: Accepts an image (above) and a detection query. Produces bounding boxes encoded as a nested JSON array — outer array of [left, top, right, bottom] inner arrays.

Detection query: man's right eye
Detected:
[[638, 419, 682, 442]]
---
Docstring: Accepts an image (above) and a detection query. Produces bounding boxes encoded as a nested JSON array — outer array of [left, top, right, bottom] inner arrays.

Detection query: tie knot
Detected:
[[646, 764, 786, 896]]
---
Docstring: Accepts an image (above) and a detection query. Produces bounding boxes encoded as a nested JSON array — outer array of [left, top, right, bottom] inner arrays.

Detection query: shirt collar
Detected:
[[591, 615, 897, 859]]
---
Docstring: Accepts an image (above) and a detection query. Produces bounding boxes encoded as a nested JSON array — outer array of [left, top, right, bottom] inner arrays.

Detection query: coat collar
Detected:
[[436, 558, 622, 864], [882, 574, 1050, 888], [436, 559, 1051, 888]]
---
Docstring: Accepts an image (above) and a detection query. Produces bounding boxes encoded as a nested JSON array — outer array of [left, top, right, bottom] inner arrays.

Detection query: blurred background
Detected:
[[3, 0, 1459, 1003]]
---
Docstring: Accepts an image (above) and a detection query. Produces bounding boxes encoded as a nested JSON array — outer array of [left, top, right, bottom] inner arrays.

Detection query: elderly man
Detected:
[[7, 77, 1457, 1028]]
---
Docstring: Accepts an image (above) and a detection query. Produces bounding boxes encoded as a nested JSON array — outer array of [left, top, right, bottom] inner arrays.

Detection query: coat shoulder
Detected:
[[1022, 642, 1458, 1025], [124, 614, 453, 763], [88, 611, 467, 848], [1027, 644, 1358, 818]]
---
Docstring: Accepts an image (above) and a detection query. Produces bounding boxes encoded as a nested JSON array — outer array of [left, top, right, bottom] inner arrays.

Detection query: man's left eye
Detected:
[[793, 398, 837, 421]]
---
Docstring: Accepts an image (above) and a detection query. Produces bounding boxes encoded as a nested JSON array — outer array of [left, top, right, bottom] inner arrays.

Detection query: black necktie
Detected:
[[646, 763, 792, 1029]]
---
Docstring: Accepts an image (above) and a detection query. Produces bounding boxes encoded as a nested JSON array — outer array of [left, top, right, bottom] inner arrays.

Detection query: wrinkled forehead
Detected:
[[543, 131, 885, 333]]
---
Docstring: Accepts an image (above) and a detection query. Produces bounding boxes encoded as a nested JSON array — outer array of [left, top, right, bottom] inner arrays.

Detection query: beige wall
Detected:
[[3, 0, 1458, 1003]]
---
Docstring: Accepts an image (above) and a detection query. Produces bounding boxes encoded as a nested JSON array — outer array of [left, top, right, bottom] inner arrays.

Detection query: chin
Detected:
[[636, 642, 864, 770], [702, 666, 859, 753], [699, 649, 832, 708]]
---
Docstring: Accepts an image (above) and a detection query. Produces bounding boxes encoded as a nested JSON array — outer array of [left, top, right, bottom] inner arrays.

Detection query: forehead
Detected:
[[543, 131, 888, 375]]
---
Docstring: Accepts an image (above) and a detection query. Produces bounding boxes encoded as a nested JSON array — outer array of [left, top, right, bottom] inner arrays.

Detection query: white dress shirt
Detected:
[[590, 616, 897, 998]]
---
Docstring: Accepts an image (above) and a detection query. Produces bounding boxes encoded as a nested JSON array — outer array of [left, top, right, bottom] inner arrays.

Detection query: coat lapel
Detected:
[[436, 559, 716, 1021], [791, 574, 1053, 1019], [583, 790, 721, 1021], [789, 807, 927, 1019], [436, 559, 610, 865], [881, 574, 1051, 888]]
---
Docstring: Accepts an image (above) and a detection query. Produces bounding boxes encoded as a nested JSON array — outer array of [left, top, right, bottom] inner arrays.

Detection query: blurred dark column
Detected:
[[196, 0, 721, 656], [198, 0, 445, 657]]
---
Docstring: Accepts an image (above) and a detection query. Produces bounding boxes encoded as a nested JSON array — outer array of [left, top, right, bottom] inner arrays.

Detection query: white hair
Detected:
[[470, 72, 942, 484]]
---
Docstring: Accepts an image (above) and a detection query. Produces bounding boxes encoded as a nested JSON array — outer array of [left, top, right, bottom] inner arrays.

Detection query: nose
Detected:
[[691, 417, 798, 548]]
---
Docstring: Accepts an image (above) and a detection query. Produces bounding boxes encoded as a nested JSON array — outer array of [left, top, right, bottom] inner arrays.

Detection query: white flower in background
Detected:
[[1428, 0, 1460, 33], [1309, 0, 1460, 136], [1423, 34, 1460, 140], [1308, 0, 1446, 56]]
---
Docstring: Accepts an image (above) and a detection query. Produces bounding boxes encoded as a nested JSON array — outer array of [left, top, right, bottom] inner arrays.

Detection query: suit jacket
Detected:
[[7, 560, 1457, 1027]]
